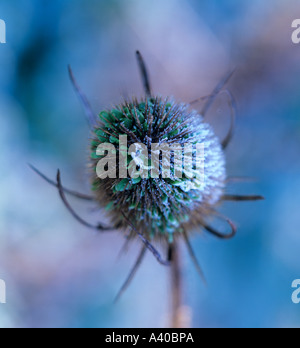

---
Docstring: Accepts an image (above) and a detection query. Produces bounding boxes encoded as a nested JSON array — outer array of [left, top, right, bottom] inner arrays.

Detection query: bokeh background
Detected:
[[0, 0, 300, 328]]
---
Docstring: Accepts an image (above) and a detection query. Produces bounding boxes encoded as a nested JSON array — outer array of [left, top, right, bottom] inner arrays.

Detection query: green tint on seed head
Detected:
[[91, 97, 226, 243]]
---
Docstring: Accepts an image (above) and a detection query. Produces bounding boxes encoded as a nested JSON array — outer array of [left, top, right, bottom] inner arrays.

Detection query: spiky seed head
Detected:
[[91, 97, 226, 244]]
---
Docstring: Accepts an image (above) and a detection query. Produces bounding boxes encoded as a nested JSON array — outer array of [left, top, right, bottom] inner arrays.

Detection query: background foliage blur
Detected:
[[0, 0, 300, 328]]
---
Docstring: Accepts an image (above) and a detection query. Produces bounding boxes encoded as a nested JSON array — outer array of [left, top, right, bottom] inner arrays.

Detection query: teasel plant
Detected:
[[30, 51, 264, 328]]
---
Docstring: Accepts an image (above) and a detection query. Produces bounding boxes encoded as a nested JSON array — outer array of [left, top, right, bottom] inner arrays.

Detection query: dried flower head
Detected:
[[91, 97, 226, 244], [30, 51, 264, 309]]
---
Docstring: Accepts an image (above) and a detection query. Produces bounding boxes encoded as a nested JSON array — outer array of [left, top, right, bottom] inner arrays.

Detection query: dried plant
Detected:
[[31, 51, 263, 328]]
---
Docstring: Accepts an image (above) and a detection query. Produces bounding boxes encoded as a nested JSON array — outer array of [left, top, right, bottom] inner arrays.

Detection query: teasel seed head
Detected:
[[91, 96, 226, 244]]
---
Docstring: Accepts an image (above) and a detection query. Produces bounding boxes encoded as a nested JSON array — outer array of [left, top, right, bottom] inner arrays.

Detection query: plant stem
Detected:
[[170, 241, 183, 328]]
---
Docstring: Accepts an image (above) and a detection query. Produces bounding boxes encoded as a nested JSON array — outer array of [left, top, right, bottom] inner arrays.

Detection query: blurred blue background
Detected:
[[0, 0, 300, 328]]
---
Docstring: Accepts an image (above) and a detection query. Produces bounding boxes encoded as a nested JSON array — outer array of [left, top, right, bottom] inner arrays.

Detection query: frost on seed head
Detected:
[[91, 96, 226, 243]]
